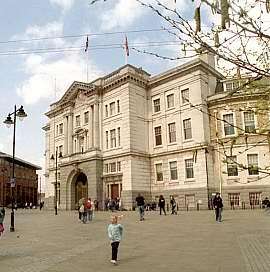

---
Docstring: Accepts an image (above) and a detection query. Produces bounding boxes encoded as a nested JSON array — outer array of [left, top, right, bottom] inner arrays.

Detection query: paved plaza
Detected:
[[0, 209, 270, 272]]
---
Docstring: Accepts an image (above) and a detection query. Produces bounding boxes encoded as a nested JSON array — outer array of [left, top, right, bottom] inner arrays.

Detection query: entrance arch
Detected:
[[75, 173, 88, 207]]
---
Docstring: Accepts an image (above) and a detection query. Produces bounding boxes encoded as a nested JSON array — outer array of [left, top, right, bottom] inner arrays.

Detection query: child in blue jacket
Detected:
[[107, 215, 123, 265]]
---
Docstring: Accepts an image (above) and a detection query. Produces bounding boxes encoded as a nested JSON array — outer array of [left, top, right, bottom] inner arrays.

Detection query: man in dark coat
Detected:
[[213, 193, 223, 222], [135, 193, 145, 221]]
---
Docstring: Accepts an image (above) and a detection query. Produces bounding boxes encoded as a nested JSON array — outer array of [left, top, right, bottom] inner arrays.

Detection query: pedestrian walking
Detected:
[[107, 215, 123, 265], [85, 198, 93, 222], [135, 193, 145, 221], [78, 197, 85, 221], [0, 207, 5, 237], [158, 195, 166, 215], [213, 193, 223, 222], [170, 196, 177, 215]]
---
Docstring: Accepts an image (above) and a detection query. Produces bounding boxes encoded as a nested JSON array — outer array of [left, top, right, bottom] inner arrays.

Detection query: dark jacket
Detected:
[[213, 196, 223, 209], [159, 198, 165, 208], [136, 196, 145, 206]]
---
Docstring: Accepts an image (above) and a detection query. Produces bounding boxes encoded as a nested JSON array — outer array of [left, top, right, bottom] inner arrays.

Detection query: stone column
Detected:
[[64, 116, 68, 155], [94, 103, 100, 148], [88, 106, 93, 148], [68, 114, 73, 154]]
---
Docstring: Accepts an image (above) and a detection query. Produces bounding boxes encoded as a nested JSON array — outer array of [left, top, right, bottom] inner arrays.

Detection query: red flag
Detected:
[[124, 35, 129, 57], [85, 36, 89, 52]]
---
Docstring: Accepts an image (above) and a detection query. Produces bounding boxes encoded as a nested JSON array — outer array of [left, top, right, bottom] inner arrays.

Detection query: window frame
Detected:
[[247, 154, 259, 176], [155, 163, 163, 182], [167, 93, 174, 109], [153, 98, 161, 113], [169, 161, 178, 180], [243, 111, 256, 133], [223, 113, 235, 136], [226, 156, 238, 177], [168, 122, 176, 143], [185, 159, 194, 179], [183, 118, 192, 140], [110, 129, 116, 148], [154, 126, 162, 146], [181, 88, 190, 105]]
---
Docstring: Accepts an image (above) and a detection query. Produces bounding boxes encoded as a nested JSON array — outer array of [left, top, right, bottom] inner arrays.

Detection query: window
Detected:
[[110, 102, 116, 115], [105, 105, 108, 117], [117, 161, 121, 172], [56, 125, 59, 136], [118, 127, 121, 146], [223, 113, 235, 136], [106, 131, 109, 149], [183, 119, 192, 140], [75, 115, 80, 127], [168, 123, 176, 143], [185, 159, 194, 179], [228, 193, 240, 206], [227, 156, 238, 176], [104, 164, 109, 173], [59, 123, 63, 135], [249, 192, 261, 205], [244, 111, 255, 133], [181, 88, 189, 104], [59, 145, 63, 155], [154, 126, 162, 146], [110, 162, 116, 172], [153, 98, 160, 113], [117, 100, 120, 113], [167, 94, 174, 108], [185, 194, 195, 208], [247, 154, 258, 175], [84, 112, 89, 125], [110, 129, 116, 148], [225, 81, 240, 92], [155, 163, 163, 181], [170, 161, 178, 180]]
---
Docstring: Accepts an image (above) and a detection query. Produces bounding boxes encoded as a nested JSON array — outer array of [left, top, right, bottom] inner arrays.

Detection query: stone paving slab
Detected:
[[0, 209, 270, 272]]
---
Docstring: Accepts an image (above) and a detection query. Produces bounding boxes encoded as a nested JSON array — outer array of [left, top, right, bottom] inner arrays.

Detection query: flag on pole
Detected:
[[124, 35, 129, 57], [85, 36, 89, 52]]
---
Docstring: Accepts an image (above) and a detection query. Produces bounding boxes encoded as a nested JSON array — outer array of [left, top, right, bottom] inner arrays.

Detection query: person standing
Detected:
[[0, 207, 5, 237], [158, 195, 166, 215], [170, 196, 177, 215], [135, 193, 145, 221], [107, 215, 123, 265], [86, 198, 93, 222], [213, 193, 223, 222]]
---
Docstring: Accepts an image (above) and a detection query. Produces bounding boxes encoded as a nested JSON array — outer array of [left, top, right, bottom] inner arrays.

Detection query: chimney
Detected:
[[199, 47, 215, 69]]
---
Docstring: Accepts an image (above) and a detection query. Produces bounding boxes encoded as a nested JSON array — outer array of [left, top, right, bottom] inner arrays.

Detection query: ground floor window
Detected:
[[185, 194, 195, 208], [249, 192, 261, 205], [228, 193, 240, 206]]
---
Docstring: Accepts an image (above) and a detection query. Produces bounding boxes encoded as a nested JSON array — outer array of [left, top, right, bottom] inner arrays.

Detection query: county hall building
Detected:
[[43, 53, 270, 210]]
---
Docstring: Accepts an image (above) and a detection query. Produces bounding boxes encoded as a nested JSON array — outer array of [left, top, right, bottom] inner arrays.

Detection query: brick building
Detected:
[[0, 152, 41, 207]]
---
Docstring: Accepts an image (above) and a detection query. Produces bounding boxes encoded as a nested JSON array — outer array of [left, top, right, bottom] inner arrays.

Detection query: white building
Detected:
[[43, 54, 270, 210]]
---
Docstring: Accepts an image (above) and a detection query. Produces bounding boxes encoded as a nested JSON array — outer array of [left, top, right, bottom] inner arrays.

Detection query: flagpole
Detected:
[[87, 48, 89, 82]]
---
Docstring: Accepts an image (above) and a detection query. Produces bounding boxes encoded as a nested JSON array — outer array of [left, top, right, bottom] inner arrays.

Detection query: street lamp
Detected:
[[50, 150, 62, 215], [3, 105, 27, 232]]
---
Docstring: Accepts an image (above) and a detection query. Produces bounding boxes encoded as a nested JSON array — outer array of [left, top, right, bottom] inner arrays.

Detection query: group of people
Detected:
[[78, 197, 95, 223], [104, 197, 121, 212]]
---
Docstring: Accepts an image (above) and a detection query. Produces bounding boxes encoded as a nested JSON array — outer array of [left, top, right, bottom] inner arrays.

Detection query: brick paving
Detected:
[[0, 209, 270, 272]]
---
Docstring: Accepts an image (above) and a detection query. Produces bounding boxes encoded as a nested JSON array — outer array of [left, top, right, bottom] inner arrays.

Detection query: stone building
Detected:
[[0, 152, 41, 207], [43, 54, 270, 210], [208, 77, 270, 208]]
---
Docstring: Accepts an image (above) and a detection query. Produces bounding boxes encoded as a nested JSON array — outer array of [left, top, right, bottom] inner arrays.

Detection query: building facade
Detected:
[[44, 54, 270, 210], [0, 152, 41, 207]]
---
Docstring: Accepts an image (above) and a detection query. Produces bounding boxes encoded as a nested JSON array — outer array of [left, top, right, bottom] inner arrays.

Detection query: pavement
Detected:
[[0, 209, 270, 272]]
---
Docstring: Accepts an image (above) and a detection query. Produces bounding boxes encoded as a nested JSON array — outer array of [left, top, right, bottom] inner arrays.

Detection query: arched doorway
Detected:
[[75, 173, 88, 208]]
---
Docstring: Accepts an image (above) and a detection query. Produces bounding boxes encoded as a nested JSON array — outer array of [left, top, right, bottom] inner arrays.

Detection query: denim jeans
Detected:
[[215, 208, 222, 222], [87, 210, 93, 221], [111, 241, 120, 261], [138, 205, 144, 220]]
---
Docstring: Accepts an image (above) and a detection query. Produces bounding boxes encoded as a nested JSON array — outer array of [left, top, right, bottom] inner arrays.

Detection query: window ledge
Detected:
[[168, 142, 177, 146], [183, 139, 193, 143], [166, 107, 175, 111], [184, 178, 195, 183], [168, 181, 179, 185], [154, 145, 163, 149], [152, 111, 161, 116]]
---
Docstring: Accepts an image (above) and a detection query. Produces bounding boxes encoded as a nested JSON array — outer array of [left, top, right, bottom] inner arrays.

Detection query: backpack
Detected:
[[86, 201, 92, 209]]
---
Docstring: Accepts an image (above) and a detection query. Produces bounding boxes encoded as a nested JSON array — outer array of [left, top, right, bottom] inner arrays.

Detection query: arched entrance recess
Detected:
[[68, 172, 88, 210]]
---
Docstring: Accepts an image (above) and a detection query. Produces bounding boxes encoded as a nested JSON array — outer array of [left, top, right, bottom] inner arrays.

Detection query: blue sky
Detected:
[[0, 0, 203, 185]]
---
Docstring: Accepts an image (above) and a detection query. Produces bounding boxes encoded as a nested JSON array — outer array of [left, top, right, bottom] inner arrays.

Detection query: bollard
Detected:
[[177, 204, 179, 211], [197, 203, 199, 211], [167, 203, 169, 212], [186, 204, 189, 212]]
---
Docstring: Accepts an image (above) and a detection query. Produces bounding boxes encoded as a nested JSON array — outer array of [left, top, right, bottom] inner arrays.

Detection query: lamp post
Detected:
[[3, 105, 27, 232], [50, 149, 62, 215], [1, 168, 8, 206]]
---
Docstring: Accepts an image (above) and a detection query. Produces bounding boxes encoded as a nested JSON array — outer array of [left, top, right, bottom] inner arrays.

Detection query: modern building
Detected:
[[43, 53, 270, 210], [0, 152, 41, 207]]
